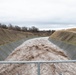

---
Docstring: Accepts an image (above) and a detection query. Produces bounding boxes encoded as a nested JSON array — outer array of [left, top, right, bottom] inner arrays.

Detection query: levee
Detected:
[[0, 38, 29, 60], [49, 38, 76, 59]]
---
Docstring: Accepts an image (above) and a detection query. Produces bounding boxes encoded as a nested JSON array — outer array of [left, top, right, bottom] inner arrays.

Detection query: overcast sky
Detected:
[[0, 0, 76, 30]]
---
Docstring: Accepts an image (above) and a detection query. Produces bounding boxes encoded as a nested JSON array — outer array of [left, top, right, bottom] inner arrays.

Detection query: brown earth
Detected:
[[67, 28, 76, 32], [0, 28, 33, 45], [0, 37, 76, 75], [0, 28, 52, 46], [50, 28, 76, 45]]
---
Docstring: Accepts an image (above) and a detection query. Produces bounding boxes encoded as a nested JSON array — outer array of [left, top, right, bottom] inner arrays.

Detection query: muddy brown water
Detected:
[[0, 37, 76, 75]]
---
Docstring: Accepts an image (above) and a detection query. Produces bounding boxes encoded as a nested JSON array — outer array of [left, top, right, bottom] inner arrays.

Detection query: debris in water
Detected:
[[0, 37, 76, 75]]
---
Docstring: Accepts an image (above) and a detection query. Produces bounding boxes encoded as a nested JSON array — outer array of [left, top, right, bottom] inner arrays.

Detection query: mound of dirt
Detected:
[[0, 37, 76, 75]]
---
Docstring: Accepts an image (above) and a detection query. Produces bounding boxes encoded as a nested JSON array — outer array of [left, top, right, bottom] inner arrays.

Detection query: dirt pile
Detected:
[[0, 37, 76, 75]]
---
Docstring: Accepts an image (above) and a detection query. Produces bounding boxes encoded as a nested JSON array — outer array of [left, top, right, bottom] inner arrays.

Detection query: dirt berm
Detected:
[[49, 29, 76, 59], [0, 38, 28, 60], [49, 38, 76, 59], [0, 37, 76, 75]]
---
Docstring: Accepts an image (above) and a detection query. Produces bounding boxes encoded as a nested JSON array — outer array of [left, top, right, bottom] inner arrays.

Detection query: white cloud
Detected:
[[0, 0, 76, 30]]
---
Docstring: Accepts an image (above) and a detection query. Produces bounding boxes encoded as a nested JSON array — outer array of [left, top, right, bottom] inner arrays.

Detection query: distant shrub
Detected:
[[52, 30, 55, 33], [21, 27, 28, 32], [8, 24, 15, 30], [0, 23, 8, 29], [14, 26, 21, 31], [29, 26, 39, 32], [0, 23, 55, 35]]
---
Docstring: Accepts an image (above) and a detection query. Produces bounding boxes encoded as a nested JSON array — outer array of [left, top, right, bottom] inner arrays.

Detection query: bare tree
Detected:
[[14, 26, 21, 31], [8, 24, 15, 30], [29, 26, 39, 32], [52, 30, 55, 33], [21, 27, 27, 32], [0, 23, 2, 28], [1, 24, 8, 29]]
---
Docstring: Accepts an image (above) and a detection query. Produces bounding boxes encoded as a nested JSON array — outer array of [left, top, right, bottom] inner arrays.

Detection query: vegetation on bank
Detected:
[[50, 28, 76, 45], [0, 23, 55, 45], [0, 23, 55, 33]]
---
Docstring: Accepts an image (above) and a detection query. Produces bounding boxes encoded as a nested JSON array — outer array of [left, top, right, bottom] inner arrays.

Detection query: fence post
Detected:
[[37, 62, 40, 75]]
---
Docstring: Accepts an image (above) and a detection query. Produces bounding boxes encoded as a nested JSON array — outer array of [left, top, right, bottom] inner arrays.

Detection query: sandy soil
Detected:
[[0, 37, 76, 75]]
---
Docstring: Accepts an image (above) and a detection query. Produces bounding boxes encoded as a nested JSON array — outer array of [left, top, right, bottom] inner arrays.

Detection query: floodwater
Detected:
[[0, 37, 76, 75]]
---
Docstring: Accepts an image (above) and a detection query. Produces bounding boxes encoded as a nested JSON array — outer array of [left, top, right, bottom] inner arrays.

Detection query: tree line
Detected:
[[0, 23, 55, 33], [0, 23, 39, 32]]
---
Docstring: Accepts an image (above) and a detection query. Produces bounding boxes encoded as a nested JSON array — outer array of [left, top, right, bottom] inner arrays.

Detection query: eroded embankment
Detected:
[[0, 37, 76, 75]]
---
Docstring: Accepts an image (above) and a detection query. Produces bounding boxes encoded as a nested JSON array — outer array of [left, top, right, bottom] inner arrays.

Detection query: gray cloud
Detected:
[[0, 0, 76, 30]]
